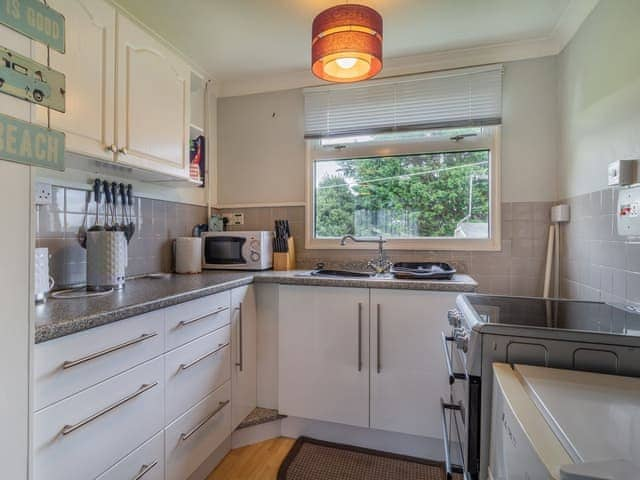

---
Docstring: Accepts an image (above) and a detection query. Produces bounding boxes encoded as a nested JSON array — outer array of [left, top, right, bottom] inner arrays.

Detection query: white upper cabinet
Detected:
[[115, 13, 190, 178], [32, 0, 116, 161]]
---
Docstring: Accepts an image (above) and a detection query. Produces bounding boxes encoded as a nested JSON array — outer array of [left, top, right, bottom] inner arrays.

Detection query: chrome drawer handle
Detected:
[[133, 460, 158, 480], [441, 332, 467, 385], [235, 304, 243, 371], [62, 332, 158, 369], [61, 382, 159, 436], [440, 399, 465, 479], [357, 302, 362, 372], [180, 400, 230, 442], [177, 306, 229, 327], [179, 343, 229, 371]]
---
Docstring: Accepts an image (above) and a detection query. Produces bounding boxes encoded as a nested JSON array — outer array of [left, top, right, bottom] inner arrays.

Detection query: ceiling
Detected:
[[115, 0, 597, 94]]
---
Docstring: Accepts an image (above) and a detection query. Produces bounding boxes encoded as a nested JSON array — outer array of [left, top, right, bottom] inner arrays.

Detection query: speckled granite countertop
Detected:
[[254, 270, 477, 292], [35, 270, 476, 343]]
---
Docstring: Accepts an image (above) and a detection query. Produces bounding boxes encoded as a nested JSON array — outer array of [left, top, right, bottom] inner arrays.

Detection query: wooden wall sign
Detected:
[[0, 0, 65, 53], [0, 45, 65, 111], [0, 113, 64, 170]]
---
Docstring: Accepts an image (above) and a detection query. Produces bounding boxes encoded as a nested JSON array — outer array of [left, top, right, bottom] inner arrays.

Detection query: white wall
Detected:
[[216, 56, 559, 206], [502, 56, 558, 202], [558, 0, 640, 199], [217, 89, 305, 207]]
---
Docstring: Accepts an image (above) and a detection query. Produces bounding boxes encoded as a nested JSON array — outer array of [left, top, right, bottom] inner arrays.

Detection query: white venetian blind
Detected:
[[304, 64, 503, 138]]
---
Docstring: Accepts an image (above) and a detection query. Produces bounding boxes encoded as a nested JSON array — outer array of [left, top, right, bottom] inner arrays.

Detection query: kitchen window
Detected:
[[303, 64, 503, 250], [306, 127, 500, 250]]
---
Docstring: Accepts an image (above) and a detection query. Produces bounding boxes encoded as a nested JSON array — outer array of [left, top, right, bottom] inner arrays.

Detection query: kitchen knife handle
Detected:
[[127, 184, 133, 206], [103, 180, 111, 204], [119, 183, 126, 206], [93, 178, 101, 203]]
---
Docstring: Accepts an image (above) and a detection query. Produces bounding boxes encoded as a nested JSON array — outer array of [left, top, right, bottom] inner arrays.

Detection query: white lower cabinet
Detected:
[[370, 289, 455, 438], [33, 356, 164, 480], [165, 326, 231, 424], [231, 284, 258, 429], [165, 381, 232, 480], [278, 285, 456, 439], [96, 431, 165, 480], [278, 285, 370, 428]]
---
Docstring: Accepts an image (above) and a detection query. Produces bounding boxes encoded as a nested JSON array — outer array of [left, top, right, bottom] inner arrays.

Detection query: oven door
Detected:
[[203, 236, 248, 265], [442, 332, 481, 479]]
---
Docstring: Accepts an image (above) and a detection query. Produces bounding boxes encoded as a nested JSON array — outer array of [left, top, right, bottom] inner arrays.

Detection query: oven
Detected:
[[441, 309, 481, 480]]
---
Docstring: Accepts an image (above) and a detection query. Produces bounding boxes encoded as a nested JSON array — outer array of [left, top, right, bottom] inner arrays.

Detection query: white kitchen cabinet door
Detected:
[[279, 285, 370, 428], [115, 13, 190, 178], [370, 289, 455, 438], [32, 0, 116, 161], [231, 285, 257, 429]]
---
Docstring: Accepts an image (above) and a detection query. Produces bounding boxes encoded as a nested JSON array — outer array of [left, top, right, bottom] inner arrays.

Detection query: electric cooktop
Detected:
[[461, 295, 640, 337]]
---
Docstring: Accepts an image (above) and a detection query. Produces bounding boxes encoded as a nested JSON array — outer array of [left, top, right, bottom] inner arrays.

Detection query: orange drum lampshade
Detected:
[[312, 4, 383, 83]]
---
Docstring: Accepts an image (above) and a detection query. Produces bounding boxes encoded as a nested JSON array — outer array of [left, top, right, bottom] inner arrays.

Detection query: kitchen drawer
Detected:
[[34, 310, 165, 410], [165, 291, 231, 350], [96, 431, 164, 480], [165, 325, 231, 423], [33, 357, 164, 480], [165, 381, 231, 480]]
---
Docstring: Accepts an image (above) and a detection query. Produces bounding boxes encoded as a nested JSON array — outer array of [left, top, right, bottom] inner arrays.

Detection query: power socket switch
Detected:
[[34, 182, 52, 206], [230, 213, 244, 225]]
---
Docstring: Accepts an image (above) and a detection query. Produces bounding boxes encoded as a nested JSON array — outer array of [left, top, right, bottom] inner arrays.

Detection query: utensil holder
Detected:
[[273, 237, 296, 271]]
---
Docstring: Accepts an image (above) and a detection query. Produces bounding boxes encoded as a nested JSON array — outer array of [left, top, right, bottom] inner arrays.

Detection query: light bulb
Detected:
[[335, 57, 357, 69]]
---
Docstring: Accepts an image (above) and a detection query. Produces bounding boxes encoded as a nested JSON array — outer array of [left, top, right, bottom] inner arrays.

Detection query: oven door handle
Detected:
[[441, 399, 465, 480], [441, 332, 467, 385]]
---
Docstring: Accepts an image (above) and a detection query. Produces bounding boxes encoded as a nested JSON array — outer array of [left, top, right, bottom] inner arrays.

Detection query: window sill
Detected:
[[305, 237, 501, 251]]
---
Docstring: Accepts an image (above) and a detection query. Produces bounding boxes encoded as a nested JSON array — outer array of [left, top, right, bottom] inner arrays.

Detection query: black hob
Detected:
[[463, 295, 640, 337]]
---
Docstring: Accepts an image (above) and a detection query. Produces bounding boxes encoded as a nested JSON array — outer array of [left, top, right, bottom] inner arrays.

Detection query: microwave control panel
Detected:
[[617, 185, 640, 236]]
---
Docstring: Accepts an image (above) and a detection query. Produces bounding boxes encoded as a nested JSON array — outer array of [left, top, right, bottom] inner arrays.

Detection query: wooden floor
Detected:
[[207, 437, 296, 480]]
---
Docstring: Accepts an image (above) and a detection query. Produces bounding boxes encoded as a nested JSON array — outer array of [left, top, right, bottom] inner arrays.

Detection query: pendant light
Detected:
[[311, 4, 383, 83]]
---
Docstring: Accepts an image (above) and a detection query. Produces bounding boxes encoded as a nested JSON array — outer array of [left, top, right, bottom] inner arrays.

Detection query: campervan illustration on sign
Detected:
[[0, 46, 65, 112]]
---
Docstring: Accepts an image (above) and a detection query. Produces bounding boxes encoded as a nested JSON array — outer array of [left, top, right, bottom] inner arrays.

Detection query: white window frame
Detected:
[[305, 127, 501, 251]]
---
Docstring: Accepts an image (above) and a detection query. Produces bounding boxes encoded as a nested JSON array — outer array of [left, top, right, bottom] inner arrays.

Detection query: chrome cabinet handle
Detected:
[[376, 304, 381, 373], [105, 144, 117, 153], [357, 302, 363, 372], [118, 147, 128, 155], [440, 399, 465, 479], [133, 460, 158, 480], [441, 332, 467, 385], [61, 382, 159, 436], [180, 400, 230, 441], [179, 343, 229, 371], [62, 332, 158, 369], [235, 304, 243, 371], [177, 306, 229, 327]]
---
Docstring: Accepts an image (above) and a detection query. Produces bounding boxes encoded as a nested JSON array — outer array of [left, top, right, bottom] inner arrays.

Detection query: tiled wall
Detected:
[[36, 186, 207, 288], [218, 200, 552, 296], [560, 188, 640, 305]]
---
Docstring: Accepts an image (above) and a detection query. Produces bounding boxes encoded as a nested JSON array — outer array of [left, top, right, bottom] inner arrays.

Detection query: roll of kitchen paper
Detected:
[[175, 237, 202, 274]]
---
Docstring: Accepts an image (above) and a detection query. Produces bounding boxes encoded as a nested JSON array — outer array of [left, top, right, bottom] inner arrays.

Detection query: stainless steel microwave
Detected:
[[202, 231, 273, 270]]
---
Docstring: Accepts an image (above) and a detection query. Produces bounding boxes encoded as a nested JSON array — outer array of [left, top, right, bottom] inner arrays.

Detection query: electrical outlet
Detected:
[[34, 182, 52, 206], [223, 213, 244, 226]]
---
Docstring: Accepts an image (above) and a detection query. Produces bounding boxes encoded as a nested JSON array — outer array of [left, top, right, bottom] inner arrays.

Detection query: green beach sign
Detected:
[[0, 113, 64, 170], [0, 0, 65, 53]]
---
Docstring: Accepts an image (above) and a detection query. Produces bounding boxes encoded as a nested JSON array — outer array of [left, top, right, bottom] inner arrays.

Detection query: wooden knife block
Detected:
[[273, 237, 296, 271]]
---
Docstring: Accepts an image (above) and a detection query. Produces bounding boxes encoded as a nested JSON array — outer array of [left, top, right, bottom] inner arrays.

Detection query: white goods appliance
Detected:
[[86, 231, 127, 290], [174, 237, 202, 274], [34, 247, 54, 303], [202, 231, 272, 270], [490, 363, 640, 480], [442, 294, 640, 480]]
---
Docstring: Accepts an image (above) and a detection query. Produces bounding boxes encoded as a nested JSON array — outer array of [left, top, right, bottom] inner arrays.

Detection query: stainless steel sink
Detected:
[[309, 269, 374, 278]]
